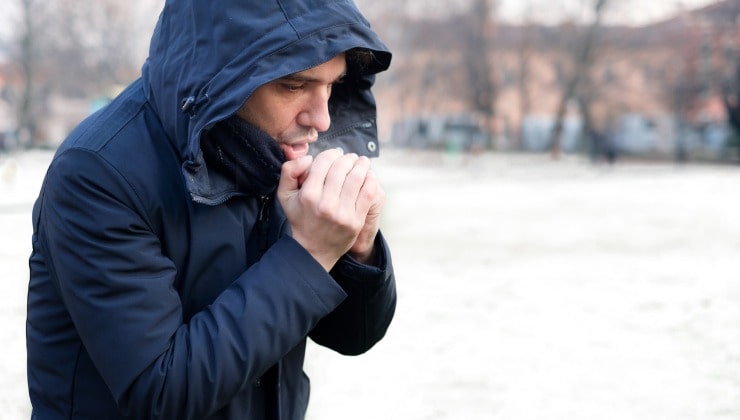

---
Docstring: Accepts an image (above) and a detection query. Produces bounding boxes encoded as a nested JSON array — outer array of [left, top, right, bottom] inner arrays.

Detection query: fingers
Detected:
[[300, 150, 372, 216], [321, 153, 363, 202], [278, 149, 385, 270], [280, 155, 313, 185], [338, 156, 371, 211], [355, 169, 385, 214], [299, 148, 344, 194], [285, 148, 382, 223], [278, 155, 313, 196]]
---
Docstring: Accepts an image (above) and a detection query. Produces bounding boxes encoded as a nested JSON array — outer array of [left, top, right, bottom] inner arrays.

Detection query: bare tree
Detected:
[[719, 17, 740, 161], [50, 0, 144, 95], [6, 0, 147, 147], [514, 0, 537, 150], [548, 0, 609, 159], [651, 0, 740, 162], [462, 0, 497, 148], [723, 62, 740, 161], [13, 0, 46, 147]]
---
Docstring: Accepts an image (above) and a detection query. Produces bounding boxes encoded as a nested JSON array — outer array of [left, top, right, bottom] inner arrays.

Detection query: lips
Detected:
[[281, 142, 311, 161]]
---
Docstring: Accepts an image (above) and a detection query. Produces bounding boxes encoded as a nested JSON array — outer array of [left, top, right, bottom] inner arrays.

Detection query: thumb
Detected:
[[279, 155, 313, 194]]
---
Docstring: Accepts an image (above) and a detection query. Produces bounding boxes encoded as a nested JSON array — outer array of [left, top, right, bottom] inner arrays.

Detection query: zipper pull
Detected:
[[180, 93, 210, 117], [257, 195, 271, 252]]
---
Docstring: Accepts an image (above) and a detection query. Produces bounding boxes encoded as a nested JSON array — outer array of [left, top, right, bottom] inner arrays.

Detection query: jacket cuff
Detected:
[[270, 236, 348, 310], [334, 232, 389, 279]]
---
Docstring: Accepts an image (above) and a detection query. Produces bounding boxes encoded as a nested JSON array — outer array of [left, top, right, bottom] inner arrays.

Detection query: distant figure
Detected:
[[604, 130, 618, 165], [588, 126, 616, 165], [0, 158, 17, 185], [603, 116, 619, 165], [723, 88, 740, 162], [675, 134, 688, 164], [588, 127, 604, 163]]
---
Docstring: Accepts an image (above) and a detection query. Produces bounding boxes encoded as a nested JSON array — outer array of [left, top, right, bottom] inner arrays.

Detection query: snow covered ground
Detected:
[[2, 149, 739, 419]]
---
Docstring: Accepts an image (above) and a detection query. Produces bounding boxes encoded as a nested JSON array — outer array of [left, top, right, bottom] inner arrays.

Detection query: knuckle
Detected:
[[341, 219, 362, 235], [358, 185, 374, 201], [298, 190, 319, 207], [315, 201, 334, 218]]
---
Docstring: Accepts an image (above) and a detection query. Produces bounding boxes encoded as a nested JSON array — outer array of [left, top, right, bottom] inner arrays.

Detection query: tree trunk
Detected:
[[16, 0, 38, 148], [550, 0, 608, 160], [465, 0, 496, 148]]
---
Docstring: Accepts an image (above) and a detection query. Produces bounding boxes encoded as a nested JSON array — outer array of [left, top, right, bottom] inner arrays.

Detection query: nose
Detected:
[[297, 89, 331, 133]]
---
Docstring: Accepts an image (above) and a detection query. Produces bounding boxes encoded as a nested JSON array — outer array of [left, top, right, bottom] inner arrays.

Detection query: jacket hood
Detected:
[[141, 0, 391, 203]]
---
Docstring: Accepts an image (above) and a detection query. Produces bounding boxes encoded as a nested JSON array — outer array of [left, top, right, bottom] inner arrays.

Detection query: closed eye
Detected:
[[281, 83, 305, 92]]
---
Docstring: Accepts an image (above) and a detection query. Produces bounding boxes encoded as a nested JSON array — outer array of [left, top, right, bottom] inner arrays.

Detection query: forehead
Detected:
[[282, 53, 347, 83]]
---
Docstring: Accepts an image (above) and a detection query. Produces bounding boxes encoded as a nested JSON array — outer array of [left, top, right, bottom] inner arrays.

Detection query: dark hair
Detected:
[[346, 48, 380, 75]]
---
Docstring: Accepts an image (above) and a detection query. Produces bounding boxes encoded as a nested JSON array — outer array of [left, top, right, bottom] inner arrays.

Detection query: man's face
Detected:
[[236, 53, 347, 161]]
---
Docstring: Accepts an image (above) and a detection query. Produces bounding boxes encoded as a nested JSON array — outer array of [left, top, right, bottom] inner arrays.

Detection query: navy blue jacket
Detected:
[[26, 0, 396, 418]]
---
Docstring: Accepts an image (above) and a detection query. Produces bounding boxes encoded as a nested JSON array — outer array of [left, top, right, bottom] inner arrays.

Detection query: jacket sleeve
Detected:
[[309, 233, 397, 355], [35, 148, 348, 419]]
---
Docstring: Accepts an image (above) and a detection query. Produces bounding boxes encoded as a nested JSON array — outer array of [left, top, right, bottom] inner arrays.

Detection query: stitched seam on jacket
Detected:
[[68, 342, 84, 419]]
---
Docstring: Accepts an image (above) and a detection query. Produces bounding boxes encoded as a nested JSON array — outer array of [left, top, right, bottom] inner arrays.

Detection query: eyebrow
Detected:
[[280, 72, 347, 84]]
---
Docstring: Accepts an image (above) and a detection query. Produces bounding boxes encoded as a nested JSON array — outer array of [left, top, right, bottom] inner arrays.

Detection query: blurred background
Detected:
[[0, 0, 738, 161], [1, 1, 739, 419]]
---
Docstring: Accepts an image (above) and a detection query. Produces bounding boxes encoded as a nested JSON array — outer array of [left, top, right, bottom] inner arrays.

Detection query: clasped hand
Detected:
[[277, 149, 384, 271]]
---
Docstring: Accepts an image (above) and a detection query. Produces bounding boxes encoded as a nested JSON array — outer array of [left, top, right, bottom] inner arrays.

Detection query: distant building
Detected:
[[372, 0, 739, 160], [520, 116, 582, 153], [391, 114, 488, 152]]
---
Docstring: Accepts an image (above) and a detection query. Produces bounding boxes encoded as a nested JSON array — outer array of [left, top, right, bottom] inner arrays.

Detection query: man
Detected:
[[26, 0, 396, 418]]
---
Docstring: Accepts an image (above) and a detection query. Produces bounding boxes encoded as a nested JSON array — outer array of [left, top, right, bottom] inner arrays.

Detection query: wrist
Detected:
[[349, 248, 376, 266], [349, 235, 379, 266]]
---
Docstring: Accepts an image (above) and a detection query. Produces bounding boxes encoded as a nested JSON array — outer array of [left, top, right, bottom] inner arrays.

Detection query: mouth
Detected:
[[281, 142, 311, 161]]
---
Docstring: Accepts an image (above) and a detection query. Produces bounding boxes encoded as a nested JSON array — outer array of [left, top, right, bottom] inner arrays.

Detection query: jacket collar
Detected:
[[197, 116, 284, 204]]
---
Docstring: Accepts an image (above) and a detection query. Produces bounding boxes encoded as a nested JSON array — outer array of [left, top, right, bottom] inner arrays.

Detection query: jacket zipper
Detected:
[[190, 192, 235, 206], [257, 195, 271, 252]]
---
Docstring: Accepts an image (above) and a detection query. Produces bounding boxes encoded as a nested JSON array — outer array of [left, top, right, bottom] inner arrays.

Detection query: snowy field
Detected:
[[2, 148, 739, 419]]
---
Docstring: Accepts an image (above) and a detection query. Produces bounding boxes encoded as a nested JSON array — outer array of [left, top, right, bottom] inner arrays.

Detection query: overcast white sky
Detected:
[[399, 0, 722, 24], [540, 0, 722, 25], [0, 0, 726, 28], [0, 0, 726, 53]]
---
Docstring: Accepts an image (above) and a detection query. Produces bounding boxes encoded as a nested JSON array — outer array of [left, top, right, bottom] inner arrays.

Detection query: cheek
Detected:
[[270, 112, 302, 141], [239, 92, 302, 141], [238, 105, 279, 138]]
